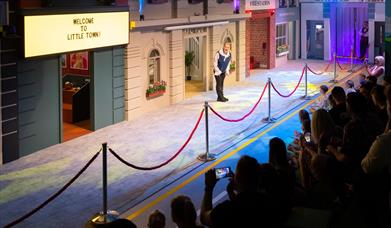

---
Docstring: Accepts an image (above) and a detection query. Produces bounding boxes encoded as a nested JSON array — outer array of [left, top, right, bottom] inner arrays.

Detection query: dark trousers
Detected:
[[215, 73, 226, 99], [360, 37, 368, 59]]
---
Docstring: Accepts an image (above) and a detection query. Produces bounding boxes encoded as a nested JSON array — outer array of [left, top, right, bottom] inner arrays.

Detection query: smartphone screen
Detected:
[[215, 167, 231, 179], [304, 132, 311, 143]]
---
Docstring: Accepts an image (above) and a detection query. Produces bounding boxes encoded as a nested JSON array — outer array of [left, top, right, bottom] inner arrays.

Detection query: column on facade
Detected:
[[168, 29, 184, 104], [236, 20, 247, 80], [124, 32, 142, 121]]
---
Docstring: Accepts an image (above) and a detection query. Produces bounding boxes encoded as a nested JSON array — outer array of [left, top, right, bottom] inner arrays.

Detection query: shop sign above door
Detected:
[[245, 0, 276, 10], [24, 11, 129, 58]]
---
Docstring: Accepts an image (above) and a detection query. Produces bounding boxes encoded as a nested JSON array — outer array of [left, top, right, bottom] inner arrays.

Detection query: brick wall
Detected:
[[246, 11, 276, 69]]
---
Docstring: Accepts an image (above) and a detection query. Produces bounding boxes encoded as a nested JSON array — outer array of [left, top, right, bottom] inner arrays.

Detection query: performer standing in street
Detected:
[[359, 21, 369, 60], [214, 42, 232, 102]]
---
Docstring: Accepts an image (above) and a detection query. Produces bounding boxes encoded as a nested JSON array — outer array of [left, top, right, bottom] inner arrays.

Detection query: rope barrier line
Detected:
[[336, 58, 349, 71], [271, 66, 306, 98], [4, 150, 102, 228], [307, 58, 333, 75], [109, 109, 205, 171], [208, 83, 268, 122]]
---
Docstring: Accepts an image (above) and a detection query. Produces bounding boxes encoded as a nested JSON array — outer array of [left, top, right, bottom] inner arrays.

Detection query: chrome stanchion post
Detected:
[[198, 101, 216, 162], [330, 52, 337, 83], [349, 46, 354, 72], [262, 78, 275, 123], [302, 64, 311, 100], [90, 143, 118, 225]]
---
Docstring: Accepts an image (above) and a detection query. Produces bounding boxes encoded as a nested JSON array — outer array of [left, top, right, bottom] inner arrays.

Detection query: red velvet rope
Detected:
[[270, 66, 306, 98], [336, 57, 351, 71], [208, 83, 268, 122], [307, 58, 333, 75], [4, 150, 101, 228], [109, 109, 204, 170]]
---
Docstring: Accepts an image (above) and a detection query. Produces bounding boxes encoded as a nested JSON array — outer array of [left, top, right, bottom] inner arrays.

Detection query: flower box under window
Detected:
[[146, 80, 167, 99]]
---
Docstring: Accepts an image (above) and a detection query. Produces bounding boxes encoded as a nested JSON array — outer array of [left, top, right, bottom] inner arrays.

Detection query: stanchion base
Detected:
[[262, 117, 276, 123], [90, 210, 119, 225], [301, 95, 312, 100], [198, 153, 216, 162]]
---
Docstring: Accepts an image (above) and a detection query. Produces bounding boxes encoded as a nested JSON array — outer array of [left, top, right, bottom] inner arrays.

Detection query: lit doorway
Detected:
[[60, 51, 92, 142], [184, 28, 208, 99], [184, 36, 205, 98], [306, 20, 324, 60]]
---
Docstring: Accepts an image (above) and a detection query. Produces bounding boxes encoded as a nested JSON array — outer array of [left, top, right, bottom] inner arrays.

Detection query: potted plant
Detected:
[[229, 60, 236, 73], [276, 44, 289, 56], [185, 51, 195, 80]]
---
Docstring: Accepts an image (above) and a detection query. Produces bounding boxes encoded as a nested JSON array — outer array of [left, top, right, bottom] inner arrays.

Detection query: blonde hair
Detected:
[[374, 56, 385, 66], [311, 109, 335, 144]]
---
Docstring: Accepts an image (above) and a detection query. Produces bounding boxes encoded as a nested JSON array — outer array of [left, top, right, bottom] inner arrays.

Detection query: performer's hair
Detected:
[[223, 41, 232, 49]]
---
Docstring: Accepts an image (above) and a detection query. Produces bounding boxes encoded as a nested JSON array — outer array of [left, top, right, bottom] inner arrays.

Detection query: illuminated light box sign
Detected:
[[24, 11, 129, 58], [245, 0, 276, 10]]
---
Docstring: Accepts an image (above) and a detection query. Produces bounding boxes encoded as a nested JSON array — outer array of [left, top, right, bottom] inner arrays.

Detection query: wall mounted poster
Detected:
[[70, 52, 88, 70]]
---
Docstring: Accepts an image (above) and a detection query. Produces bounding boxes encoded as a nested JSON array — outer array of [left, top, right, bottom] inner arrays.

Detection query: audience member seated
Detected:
[[327, 92, 383, 191], [345, 80, 356, 94], [171, 195, 203, 228], [299, 109, 336, 189], [365, 56, 385, 81], [359, 86, 391, 228], [148, 210, 165, 228], [359, 81, 377, 111], [201, 155, 274, 228], [310, 85, 330, 113], [370, 85, 388, 129], [329, 86, 349, 128]]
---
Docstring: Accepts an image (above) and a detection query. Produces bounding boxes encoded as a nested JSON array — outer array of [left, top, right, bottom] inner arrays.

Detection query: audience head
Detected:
[[370, 85, 386, 109], [148, 210, 166, 228], [171, 195, 197, 228], [345, 80, 355, 89], [346, 92, 368, 115], [359, 81, 375, 98], [320, 85, 329, 95], [299, 109, 310, 124], [311, 109, 335, 145], [331, 86, 346, 105], [234, 155, 259, 192], [374, 55, 385, 67], [366, 75, 378, 85], [269, 137, 288, 169], [359, 74, 367, 87]]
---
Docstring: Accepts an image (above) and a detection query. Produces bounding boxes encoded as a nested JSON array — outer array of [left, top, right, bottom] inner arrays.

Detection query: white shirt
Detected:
[[213, 49, 231, 76], [361, 129, 391, 175]]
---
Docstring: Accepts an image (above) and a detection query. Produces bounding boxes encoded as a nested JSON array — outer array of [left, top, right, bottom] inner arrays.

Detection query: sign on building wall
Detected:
[[24, 11, 129, 58], [245, 0, 276, 10], [276, 7, 299, 23]]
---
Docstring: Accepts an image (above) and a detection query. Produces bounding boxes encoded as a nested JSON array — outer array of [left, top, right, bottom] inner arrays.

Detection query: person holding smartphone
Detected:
[[200, 155, 273, 228]]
